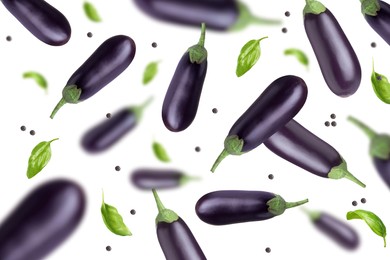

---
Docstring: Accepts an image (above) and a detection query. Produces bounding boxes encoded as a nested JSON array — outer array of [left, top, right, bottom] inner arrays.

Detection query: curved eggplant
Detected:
[[211, 75, 308, 172], [1, 0, 71, 46], [264, 119, 366, 187], [50, 35, 136, 119], [0, 179, 86, 260], [303, 0, 361, 97], [81, 97, 152, 153], [195, 190, 308, 225], [361, 0, 390, 45]]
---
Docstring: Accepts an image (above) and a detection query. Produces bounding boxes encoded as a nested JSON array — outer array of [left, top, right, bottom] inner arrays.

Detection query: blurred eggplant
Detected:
[[360, 0, 390, 45]]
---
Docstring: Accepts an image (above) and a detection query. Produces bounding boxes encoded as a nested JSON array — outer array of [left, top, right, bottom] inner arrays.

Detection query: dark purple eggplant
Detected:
[[131, 168, 200, 190], [303, 208, 360, 250], [303, 0, 361, 97], [1, 0, 71, 46], [50, 35, 136, 119], [153, 189, 207, 260], [0, 179, 86, 260], [162, 23, 207, 132], [133, 0, 280, 31], [210, 75, 308, 172], [81, 97, 153, 153], [361, 0, 390, 45], [348, 116, 390, 188], [196, 190, 308, 225], [264, 119, 366, 187]]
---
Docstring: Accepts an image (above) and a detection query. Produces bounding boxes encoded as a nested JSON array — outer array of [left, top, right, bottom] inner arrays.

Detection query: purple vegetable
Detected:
[[361, 0, 390, 45], [195, 190, 308, 225], [211, 75, 308, 172], [0, 179, 86, 260], [50, 35, 136, 119], [1, 0, 71, 46], [153, 189, 207, 260], [264, 119, 366, 187], [303, 0, 361, 97], [81, 97, 153, 153]]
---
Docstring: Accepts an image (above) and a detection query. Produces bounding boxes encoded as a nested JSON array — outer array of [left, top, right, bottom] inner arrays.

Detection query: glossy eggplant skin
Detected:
[[131, 169, 183, 189], [229, 75, 307, 153], [157, 217, 207, 260], [373, 157, 390, 187], [364, 1, 390, 45], [0, 179, 86, 260], [195, 190, 275, 225], [162, 53, 207, 132], [304, 9, 361, 97], [1, 0, 71, 46], [133, 0, 238, 31], [313, 212, 360, 250], [81, 108, 136, 153], [67, 35, 136, 101], [264, 119, 341, 178]]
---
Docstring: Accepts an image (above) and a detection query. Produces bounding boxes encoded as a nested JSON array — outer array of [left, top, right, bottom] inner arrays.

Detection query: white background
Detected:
[[0, 0, 389, 259]]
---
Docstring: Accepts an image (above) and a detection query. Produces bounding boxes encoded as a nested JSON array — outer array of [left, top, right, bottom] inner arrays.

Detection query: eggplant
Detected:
[[133, 0, 280, 31], [50, 35, 136, 119], [162, 23, 207, 132], [152, 189, 207, 260], [264, 119, 366, 187], [130, 168, 200, 190], [303, 208, 360, 250], [303, 0, 361, 97], [1, 0, 71, 46], [195, 190, 308, 225], [348, 116, 390, 188], [210, 75, 308, 172], [360, 0, 390, 45], [81, 97, 153, 153], [0, 179, 86, 260]]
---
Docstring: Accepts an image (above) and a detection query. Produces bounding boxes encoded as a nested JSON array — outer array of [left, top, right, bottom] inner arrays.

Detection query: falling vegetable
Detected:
[[284, 48, 309, 68], [23, 71, 48, 93], [371, 59, 390, 104], [26, 138, 59, 179], [236, 36, 268, 77], [359, 0, 390, 45], [143, 61, 160, 85], [101, 191, 132, 236], [152, 141, 171, 162], [83, 1, 101, 22]]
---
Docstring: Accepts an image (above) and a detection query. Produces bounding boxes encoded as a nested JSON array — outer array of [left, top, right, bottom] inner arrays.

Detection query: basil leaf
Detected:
[[101, 192, 132, 236], [347, 209, 386, 247], [152, 141, 170, 162], [371, 60, 390, 104], [27, 138, 59, 179], [23, 71, 48, 93], [83, 2, 101, 22], [236, 37, 268, 77], [284, 48, 309, 68], [143, 61, 160, 85]]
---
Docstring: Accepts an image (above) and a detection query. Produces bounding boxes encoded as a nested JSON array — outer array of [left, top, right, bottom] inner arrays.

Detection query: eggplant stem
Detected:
[[179, 175, 201, 186], [347, 116, 377, 139], [132, 96, 154, 122], [152, 189, 179, 224], [343, 171, 366, 188], [286, 198, 309, 209], [210, 149, 230, 173], [301, 207, 321, 221], [198, 23, 206, 47], [328, 158, 366, 188], [152, 189, 166, 213], [50, 98, 67, 119], [250, 15, 282, 25]]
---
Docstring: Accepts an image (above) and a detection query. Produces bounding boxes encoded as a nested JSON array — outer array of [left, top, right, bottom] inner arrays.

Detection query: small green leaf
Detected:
[[23, 71, 48, 93], [101, 192, 132, 236], [26, 138, 58, 179], [347, 209, 386, 247], [143, 61, 160, 85], [371, 60, 390, 104], [83, 2, 101, 22], [284, 48, 309, 68], [236, 37, 268, 77], [152, 141, 170, 162]]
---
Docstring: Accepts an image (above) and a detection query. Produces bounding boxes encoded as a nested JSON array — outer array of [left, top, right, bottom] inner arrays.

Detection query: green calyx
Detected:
[[267, 195, 309, 216], [152, 189, 179, 224], [131, 96, 154, 122], [328, 158, 366, 188], [303, 0, 326, 15], [50, 85, 82, 119], [210, 135, 244, 173], [360, 0, 381, 16], [188, 23, 207, 64]]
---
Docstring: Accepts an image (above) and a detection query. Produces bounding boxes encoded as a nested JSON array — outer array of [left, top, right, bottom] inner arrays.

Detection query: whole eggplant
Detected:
[[152, 189, 207, 260], [303, 0, 361, 97], [360, 0, 390, 45], [133, 0, 280, 31], [348, 116, 390, 188], [0, 179, 86, 260], [210, 75, 308, 172], [303, 209, 360, 250], [195, 190, 308, 225], [264, 119, 366, 187], [50, 35, 136, 119], [81, 97, 152, 153], [162, 23, 207, 132], [1, 0, 71, 46]]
